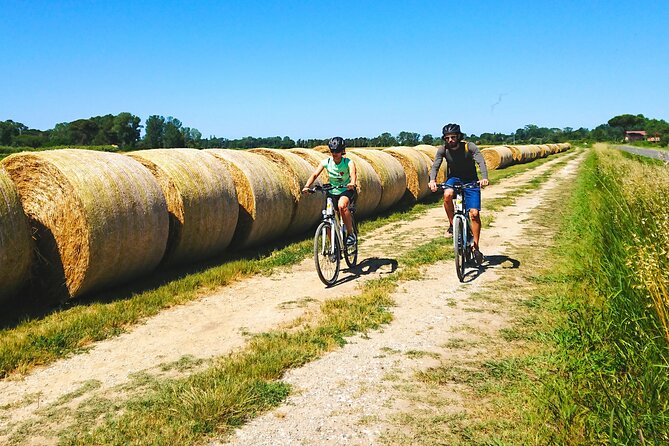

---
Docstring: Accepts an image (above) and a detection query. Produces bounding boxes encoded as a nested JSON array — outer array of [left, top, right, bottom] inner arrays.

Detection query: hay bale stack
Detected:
[[207, 149, 293, 248], [414, 144, 447, 183], [507, 145, 523, 161], [250, 148, 322, 235], [383, 146, 431, 202], [288, 148, 330, 183], [349, 149, 406, 212], [546, 144, 559, 155], [344, 153, 383, 217], [0, 167, 33, 303], [127, 149, 238, 265], [313, 145, 329, 153], [557, 143, 571, 152], [481, 146, 515, 170], [2, 149, 169, 299], [538, 144, 552, 157], [515, 145, 540, 163]]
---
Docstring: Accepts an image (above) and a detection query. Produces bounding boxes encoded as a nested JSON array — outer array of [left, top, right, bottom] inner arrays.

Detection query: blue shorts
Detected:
[[445, 177, 481, 211]]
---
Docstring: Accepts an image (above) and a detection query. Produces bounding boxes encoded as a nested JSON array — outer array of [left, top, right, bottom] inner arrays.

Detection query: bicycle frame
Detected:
[[320, 194, 347, 256]]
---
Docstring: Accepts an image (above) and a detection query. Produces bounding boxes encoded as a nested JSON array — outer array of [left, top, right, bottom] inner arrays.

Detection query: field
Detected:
[[1, 145, 668, 445]]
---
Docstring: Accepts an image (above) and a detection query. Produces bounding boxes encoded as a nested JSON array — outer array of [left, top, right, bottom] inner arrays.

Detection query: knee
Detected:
[[444, 191, 454, 201], [469, 209, 480, 221]]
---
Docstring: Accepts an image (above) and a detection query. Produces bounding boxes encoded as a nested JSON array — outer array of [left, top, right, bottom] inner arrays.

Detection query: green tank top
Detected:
[[321, 156, 351, 194]]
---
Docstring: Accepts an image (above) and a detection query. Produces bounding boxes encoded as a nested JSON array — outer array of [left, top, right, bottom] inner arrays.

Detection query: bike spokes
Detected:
[[314, 222, 340, 286]]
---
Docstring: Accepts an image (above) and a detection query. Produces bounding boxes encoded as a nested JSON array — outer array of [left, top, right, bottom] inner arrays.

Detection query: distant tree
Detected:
[[162, 116, 185, 148], [144, 115, 165, 148], [421, 134, 435, 145], [397, 131, 420, 146], [371, 132, 397, 147], [113, 112, 141, 148], [0, 120, 27, 145], [608, 114, 646, 132], [69, 119, 99, 145]]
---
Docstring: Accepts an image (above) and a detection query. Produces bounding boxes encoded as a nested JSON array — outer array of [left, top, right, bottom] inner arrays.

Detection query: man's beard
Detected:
[[445, 140, 459, 150]]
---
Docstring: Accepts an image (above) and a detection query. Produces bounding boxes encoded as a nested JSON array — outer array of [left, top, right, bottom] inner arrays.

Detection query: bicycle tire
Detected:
[[344, 214, 358, 268], [314, 221, 340, 286], [453, 217, 466, 282]]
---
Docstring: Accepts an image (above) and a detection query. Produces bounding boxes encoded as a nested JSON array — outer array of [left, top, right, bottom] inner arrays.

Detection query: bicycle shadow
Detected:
[[332, 257, 399, 287], [461, 254, 521, 283]]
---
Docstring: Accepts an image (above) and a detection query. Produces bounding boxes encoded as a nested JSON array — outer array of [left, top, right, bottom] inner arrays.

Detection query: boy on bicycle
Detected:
[[302, 137, 358, 245], [428, 123, 489, 263]]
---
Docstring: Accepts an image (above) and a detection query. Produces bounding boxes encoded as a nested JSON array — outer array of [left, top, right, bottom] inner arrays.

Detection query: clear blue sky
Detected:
[[1, 0, 667, 139]]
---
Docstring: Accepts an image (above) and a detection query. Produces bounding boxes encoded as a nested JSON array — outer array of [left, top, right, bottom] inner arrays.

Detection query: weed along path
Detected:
[[0, 151, 582, 445]]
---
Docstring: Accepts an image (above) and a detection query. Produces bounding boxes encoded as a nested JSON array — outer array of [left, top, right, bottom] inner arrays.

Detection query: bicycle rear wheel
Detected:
[[314, 221, 340, 286], [453, 218, 466, 282], [344, 214, 358, 268]]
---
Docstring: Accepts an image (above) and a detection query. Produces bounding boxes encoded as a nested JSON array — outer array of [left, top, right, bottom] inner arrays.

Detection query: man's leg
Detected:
[[443, 189, 454, 225], [469, 208, 481, 250]]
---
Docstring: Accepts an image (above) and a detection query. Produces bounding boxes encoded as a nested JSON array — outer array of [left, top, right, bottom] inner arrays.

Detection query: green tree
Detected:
[[421, 134, 435, 145], [163, 117, 185, 148], [113, 112, 141, 148], [371, 132, 397, 147], [397, 131, 420, 146], [144, 115, 165, 148], [608, 114, 647, 132]]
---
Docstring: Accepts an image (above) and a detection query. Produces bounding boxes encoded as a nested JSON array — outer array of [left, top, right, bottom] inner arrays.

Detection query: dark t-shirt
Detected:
[[429, 141, 488, 182]]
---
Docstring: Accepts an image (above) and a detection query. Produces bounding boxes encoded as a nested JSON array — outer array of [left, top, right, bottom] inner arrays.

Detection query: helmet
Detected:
[[328, 136, 346, 153], [442, 123, 463, 139]]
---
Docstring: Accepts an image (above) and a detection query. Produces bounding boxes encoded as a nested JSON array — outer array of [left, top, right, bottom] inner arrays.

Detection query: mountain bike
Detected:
[[436, 181, 482, 282], [306, 184, 358, 286]]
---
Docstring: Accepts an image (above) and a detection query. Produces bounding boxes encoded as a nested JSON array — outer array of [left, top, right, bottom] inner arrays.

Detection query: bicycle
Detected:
[[306, 184, 359, 286], [435, 181, 482, 282]]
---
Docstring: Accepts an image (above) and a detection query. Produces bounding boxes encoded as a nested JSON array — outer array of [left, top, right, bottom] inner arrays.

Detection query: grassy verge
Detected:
[[0, 151, 574, 378], [53, 237, 451, 445]]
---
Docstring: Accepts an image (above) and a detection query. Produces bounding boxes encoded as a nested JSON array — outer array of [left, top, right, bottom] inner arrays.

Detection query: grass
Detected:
[[55, 237, 451, 445], [0, 150, 576, 379]]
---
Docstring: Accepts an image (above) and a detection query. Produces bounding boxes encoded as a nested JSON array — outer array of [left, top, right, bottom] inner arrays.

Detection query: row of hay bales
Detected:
[[480, 143, 571, 170], [0, 145, 447, 305]]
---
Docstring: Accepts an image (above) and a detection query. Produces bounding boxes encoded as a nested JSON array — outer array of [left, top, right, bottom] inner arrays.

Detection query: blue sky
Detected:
[[1, 0, 667, 139]]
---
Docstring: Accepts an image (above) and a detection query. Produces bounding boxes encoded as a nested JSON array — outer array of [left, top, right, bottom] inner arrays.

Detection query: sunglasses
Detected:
[[443, 135, 459, 141]]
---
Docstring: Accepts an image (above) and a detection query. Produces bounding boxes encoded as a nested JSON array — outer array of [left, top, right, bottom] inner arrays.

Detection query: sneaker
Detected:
[[346, 234, 357, 246], [445, 225, 453, 238], [473, 249, 485, 265]]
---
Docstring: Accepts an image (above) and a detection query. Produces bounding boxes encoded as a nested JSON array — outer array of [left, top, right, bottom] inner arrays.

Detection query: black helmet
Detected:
[[442, 123, 463, 139], [328, 136, 346, 153]]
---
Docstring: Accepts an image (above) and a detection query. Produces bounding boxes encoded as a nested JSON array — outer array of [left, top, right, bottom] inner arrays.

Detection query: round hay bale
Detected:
[[344, 153, 382, 217], [538, 144, 551, 157], [206, 149, 293, 248], [250, 148, 322, 235], [481, 146, 514, 170], [546, 144, 559, 155], [288, 148, 330, 183], [0, 167, 33, 303], [507, 145, 522, 161], [383, 146, 431, 202], [2, 149, 169, 299], [313, 145, 329, 153], [127, 149, 239, 266], [349, 149, 406, 212], [414, 144, 446, 183], [515, 145, 540, 163]]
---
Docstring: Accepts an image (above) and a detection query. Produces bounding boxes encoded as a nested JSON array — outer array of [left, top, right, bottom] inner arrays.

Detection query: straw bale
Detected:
[[313, 145, 329, 153], [0, 167, 33, 303], [546, 144, 559, 155], [414, 144, 446, 183], [2, 149, 168, 299], [507, 145, 522, 161], [481, 146, 515, 170], [349, 149, 406, 212], [537, 144, 552, 157], [127, 149, 238, 265], [515, 145, 540, 163], [344, 153, 382, 217], [383, 146, 432, 202], [206, 149, 293, 248], [288, 148, 330, 183], [250, 148, 322, 235]]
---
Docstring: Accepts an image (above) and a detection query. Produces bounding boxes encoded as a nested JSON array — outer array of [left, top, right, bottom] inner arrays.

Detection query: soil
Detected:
[[0, 152, 583, 445]]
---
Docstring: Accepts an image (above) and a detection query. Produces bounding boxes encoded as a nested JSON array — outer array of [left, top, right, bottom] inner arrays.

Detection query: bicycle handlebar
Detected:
[[305, 183, 334, 194], [434, 181, 481, 191]]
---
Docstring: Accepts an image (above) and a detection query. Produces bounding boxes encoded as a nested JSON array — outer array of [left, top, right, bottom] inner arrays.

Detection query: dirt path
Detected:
[[0, 152, 581, 444]]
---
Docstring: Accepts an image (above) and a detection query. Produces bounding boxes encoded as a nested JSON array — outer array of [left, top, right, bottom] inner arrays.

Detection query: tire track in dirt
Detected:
[[0, 152, 581, 442]]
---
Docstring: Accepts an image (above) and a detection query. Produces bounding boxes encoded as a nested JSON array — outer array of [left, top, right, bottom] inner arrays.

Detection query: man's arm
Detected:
[[469, 143, 489, 181]]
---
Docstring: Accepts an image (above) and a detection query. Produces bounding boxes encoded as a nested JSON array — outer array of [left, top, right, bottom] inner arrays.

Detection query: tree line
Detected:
[[1, 113, 667, 151]]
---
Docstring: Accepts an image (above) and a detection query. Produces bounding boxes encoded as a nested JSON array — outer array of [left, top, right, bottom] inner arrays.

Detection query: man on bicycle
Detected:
[[428, 123, 489, 263], [302, 136, 358, 245]]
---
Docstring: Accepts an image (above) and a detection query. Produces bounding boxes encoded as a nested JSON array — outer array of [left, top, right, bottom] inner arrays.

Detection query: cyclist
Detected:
[[302, 136, 358, 245], [428, 123, 489, 263]]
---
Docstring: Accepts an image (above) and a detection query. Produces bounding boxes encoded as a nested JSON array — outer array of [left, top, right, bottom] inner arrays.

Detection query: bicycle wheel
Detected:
[[314, 221, 340, 286], [344, 214, 358, 268], [453, 217, 466, 282]]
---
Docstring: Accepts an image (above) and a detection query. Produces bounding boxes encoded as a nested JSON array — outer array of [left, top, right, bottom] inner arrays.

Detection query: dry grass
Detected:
[[0, 167, 33, 303], [2, 149, 169, 299]]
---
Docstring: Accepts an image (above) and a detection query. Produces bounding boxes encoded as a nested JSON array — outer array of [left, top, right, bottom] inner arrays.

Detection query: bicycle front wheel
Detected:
[[453, 217, 466, 282], [344, 214, 358, 268], [314, 221, 340, 286]]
